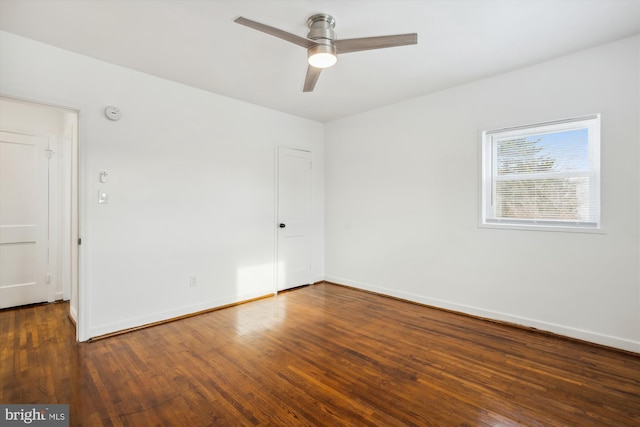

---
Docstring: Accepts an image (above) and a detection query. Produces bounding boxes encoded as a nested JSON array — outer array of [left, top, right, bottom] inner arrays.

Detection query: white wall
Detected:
[[0, 31, 325, 340], [2, 29, 638, 352], [325, 36, 640, 352]]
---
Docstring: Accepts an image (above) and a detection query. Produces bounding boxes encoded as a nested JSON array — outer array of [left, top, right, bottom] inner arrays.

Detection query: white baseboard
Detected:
[[69, 304, 78, 325], [87, 288, 273, 339], [325, 275, 640, 354]]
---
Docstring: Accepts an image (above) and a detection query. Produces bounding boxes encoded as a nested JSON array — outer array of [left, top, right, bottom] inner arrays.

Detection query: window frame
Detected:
[[480, 115, 601, 233]]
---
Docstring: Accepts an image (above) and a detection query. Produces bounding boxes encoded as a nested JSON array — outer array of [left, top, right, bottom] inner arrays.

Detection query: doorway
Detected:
[[0, 131, 50, 307], [277, 147, 312, 291], [0, 97, 79, 329]]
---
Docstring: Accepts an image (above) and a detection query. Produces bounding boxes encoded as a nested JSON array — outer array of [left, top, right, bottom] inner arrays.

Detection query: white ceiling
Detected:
[[1, 0, 639, 122]]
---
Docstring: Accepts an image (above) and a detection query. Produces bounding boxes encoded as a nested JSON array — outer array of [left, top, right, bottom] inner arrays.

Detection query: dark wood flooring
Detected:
[[2, 283, 639, 426]]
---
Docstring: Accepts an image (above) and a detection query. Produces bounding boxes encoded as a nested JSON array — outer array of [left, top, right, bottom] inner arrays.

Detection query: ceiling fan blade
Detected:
[[303, 65, 322, 92], [234, 17, 316, 49], [335, 33, 417, 54]]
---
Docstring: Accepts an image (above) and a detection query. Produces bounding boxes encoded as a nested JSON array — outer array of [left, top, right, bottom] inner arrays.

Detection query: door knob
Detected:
[[279, 223, 286, 228]]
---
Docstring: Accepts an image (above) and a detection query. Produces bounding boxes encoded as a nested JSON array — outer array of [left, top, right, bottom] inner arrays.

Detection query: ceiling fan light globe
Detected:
[[308, 52, 337, 68], [307, 44, 337, 68]]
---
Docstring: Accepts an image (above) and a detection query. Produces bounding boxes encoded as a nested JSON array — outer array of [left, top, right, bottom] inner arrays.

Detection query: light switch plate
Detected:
[[98, 190, 108, 204]]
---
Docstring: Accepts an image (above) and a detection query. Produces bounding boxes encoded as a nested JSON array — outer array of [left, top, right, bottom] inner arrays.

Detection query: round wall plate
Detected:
[[105, 106, 121, 121]]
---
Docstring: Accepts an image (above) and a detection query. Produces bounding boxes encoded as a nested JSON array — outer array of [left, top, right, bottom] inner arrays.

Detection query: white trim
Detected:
[[481, 114, 601, 232], [485, 114, 600, 135], [47, 135, 59, 303], [77, 106, 89, 342], [478, 222, 605, 234], [325, 275, 640, 354], [273, 143, 279, 296], [87, 289, 273, 339], [69, 304, 78, 325]]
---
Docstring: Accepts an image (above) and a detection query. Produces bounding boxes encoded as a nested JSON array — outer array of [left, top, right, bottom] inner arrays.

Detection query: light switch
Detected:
[[98, 190, 109, 204]]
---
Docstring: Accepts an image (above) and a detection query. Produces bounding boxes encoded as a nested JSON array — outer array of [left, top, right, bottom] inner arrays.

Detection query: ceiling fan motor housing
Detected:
[[307, 13, 336, 46]]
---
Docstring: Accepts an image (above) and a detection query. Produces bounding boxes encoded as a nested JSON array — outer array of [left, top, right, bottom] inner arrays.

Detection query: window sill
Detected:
[[478, 222, 605, 234]]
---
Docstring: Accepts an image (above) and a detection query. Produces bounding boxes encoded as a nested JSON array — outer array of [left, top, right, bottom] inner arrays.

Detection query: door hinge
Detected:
[[78, 237, 82, 245], [45, 274, 51, 284], [46, 149, 55, 159]]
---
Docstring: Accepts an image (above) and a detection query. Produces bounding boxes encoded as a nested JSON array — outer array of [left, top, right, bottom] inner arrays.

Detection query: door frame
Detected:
[[48, 134, 59, 302], [274, 145, 312, 294], [0, 94, 85, 341]]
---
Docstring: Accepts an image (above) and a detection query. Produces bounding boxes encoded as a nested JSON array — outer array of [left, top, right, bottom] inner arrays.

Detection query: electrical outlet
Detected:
[[189, 275, 198, 288]]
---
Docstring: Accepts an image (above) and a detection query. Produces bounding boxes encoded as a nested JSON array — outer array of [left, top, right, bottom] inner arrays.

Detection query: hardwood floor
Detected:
[[2, 283, 639, 426]]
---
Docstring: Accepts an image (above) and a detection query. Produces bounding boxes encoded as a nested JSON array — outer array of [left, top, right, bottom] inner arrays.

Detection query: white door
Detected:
[[0, 131, 50, 308], [277, 147, 312, 291]]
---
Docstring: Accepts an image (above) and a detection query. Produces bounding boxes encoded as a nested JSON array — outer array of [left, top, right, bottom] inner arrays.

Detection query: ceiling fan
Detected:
[[234, 13, 418, 92]]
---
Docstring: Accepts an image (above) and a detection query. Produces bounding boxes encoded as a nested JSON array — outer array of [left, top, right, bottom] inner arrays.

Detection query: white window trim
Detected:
[[480, 115, 602, 233]]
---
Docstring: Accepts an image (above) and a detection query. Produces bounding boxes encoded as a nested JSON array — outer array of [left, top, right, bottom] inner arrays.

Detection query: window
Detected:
[[481, 115, 600, 231]]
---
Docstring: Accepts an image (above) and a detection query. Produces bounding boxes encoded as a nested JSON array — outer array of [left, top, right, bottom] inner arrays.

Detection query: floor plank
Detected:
[[1, 283, 639, 426]]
